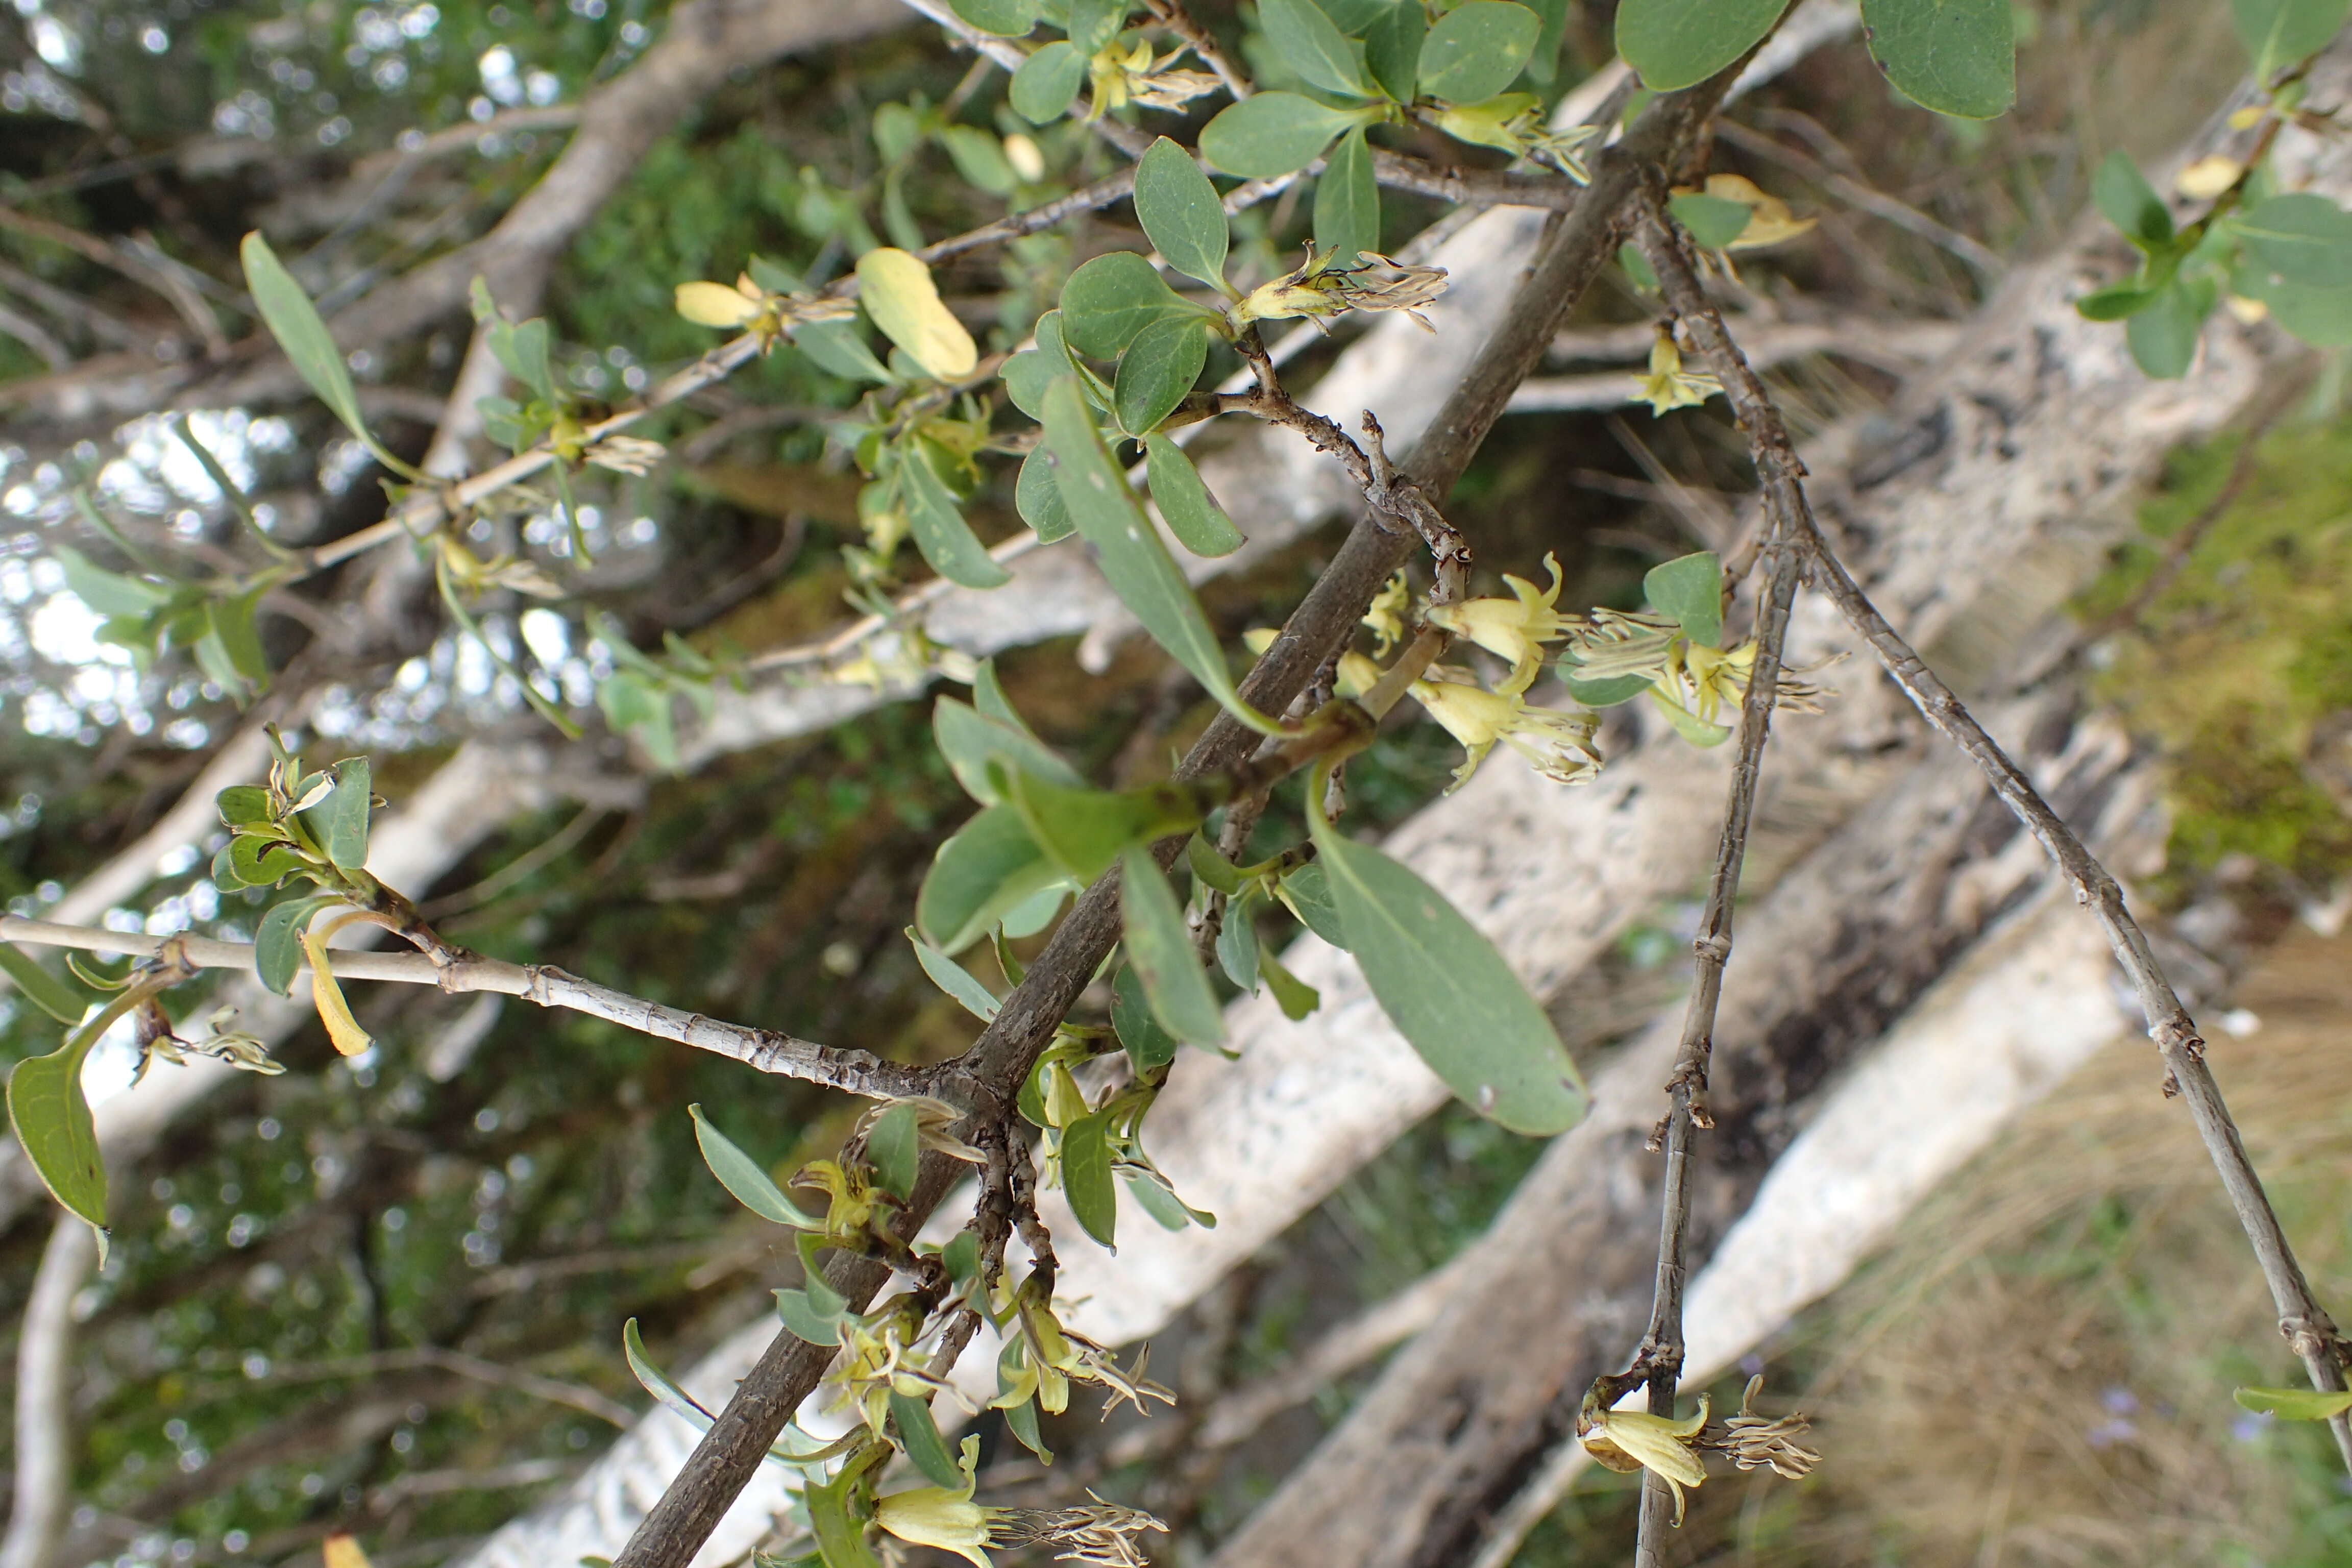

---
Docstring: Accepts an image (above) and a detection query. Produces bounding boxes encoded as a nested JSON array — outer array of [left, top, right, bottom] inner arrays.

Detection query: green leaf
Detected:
[[1650, 688, 1732, 746], [51, 544, 165, 617], [1644, 551, 1723, 647], [1111, 964, 1181, 1072], [1017, 447, 1074, 542], [204, 586, 271, 690], [1259, 0, 1372, 95], [216, 785, 273, 827], [1860, 0, 2014, 119], [803, 1466, 884, 1568], [1119, 845, 1226, 1045], [1276, 859, 1350, 948], [2092, 151, 2173, 250], [2231, 0, 2352, 80], [1122, 1167, 1204, 1231], [950, 0, 1041, 32], [239, 232, 381, 455], [1521, 0, 1568, 84], [254, 897, 326, 996], [0, 944, 94, 1025], [791, 318, 896, 383], [934, 697, 1083, 805], [1198, 92, 1366, 179], [1041, 377, 1281, 732], [2234, 193, 2352, 287], [1059, 252, 1204, 360], [1065, 0, 1128, 51], [2233, 1385, 2352, 1420], [1217, 886, 1262, 990], [1260, 942, 1321, 1019], [1006, 770, 1207, 883], [1142, 435, 1245, 558], [2237, 266, 2352, 347], [1011, 40, 1087, 123], [2125, 277, 2210, 380], [623, 1318, 720, 1429], [1614, 0, 1785, 92], [997, 1343, 1054, 1460], [305, 757, 372, 872], [890, 1391, 966, 1488], [1185, 834, 1245, 894], [1667, 191, 1753, 251], [899, 443, 1013, 588], [1563, 670, 1655, 707], [1417, 2, 1539, 103], [1061, 1109, 1119, 1247], [689, 1104, 825, 1228], [938, 125, 1021, 195], [940, 1229, 983, 1285], [918, 804, 1066, 952], [7, 1022, 108, 1232], [1314, 127, 1381, 268], [1113, 314, 1210, 436], [773, 1287, 843, 1346], [866, 1102, 922, 1200], [1364, 0, 1426, 100], [1308, 806, 1586, 1135], [909, 929, 1003, 1021], [1134, 137, 1231, 290], [2074, 280, 2166, 322], [1309, 0, 1395, 32]]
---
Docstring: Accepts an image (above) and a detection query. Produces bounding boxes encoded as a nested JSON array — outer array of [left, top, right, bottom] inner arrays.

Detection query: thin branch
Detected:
[[0, 917, 928, 1101], [1644, 185, 2352, 1480], [253, 1345, 638, 1428], [1616, 198, 1810, 1566]]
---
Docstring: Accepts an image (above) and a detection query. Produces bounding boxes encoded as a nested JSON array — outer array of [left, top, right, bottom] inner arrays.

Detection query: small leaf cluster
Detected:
[[49, 542, 277, 705]]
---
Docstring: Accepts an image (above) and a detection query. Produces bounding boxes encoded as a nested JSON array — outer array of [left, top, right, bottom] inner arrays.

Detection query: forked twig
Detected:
[[1637, 191, 2352, 1498]]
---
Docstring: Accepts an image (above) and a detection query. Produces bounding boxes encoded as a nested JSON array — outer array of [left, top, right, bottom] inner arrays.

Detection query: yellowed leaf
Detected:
[[322, 1535, 373, 1568], [854, 248, 978, 381], [1702, 174, 1817, 251]]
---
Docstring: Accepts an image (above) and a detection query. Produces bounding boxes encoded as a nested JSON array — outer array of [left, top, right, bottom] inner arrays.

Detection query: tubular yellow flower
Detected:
[[674, 278, 764, 328], [1577, 1389, 1711, 1526], [1425, 551, 1576, 694], [1410, 675, 1601, 792], [1361, 570, 1411, 656], [875, 1434, 999, 1568], [1634, 327, 1722, 415]]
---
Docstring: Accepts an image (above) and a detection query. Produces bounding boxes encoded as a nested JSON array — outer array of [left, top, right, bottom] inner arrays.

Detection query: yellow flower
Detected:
[[1634, 328, 1721, 416], [674, 276, 766, 328], [1361, 570, 1411, 656], [1432, 94, 1599, 183], [2175, 154, 2241, 199], [1577, 1389, 1711, 1526], [1088, 39, 1220, 115], [1410, 675, 1602, 792], [1425, 552, 1576, 694], [875, 1435, 999, 1568], [1332, 651, 1383, 699], [793, 1157, 893, 1242]]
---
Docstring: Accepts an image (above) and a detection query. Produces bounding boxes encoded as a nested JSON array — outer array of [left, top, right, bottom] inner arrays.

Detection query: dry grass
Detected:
[[1672, 926, 2352, 1567]]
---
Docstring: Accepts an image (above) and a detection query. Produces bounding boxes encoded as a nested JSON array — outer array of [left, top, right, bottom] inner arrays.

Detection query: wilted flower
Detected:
[[1634, 327, 1722, 416], [825, 1298, 959, 1437], [1232, 247, 1450, 332], [1088, 39, 1220, 114], [1431, 94, 1601, 184], [1410, 674, 1602, 791], [1426, 552, 1577, 694], [1565, 609, 1680, 685], [992, 1282, 1173, 1419], [135, 1002, 285, 1082], [1577, 1388, 1711, 1526], [584, 435, 666, 477], [994, 1495, 1170, 1566], [437, 534, 565, 599], [1707, 1375, 1821, 1480]]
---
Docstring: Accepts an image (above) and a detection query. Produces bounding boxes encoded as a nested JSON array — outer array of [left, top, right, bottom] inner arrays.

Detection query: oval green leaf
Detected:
[[1062, 1109, 1119, 1248], [1041, 377, 1280, 732], [239, 231, 377, 452], [1276, 859, 1350, 948], [2233, 1384, 2352, 1421], [1111, 964, 1181, 1072], [1198, 92, 1364, 179], [934, 696, 1083, 804], [2235, 193, 2352, 288], [1614, 0, 1785, 92], [1134, 137, 1231, 291], [7, 1027, 108, 1231], [1417, 2, 1540, 104], [0, 943, 95, 1026], [918, 803, 1065, 952], [949, 0, 1041, 37], [774, 1287, 844, 1346], [1307, 811, 1586, 1135], [1113, 314, 1209, 436], [1017, 446, 1074, 542], [1059, 251, 1203, 360], [1667, 191, 1753, 251], [1314, 127, 1381, 267], [1365, 0, 1426, 101], [1644, 551, 1723, 647], [1143, 434, 1245, 557], [1259, 0, 1373, 96], [2124, 277, 2210, 380], [909, 928, 1003, 1021], [865, 1101, 922, 1200], [1007, 771, 1207, 883], [1860, 0, 2015, 119], [2231, 0, 2352, 81], [2091, 151, 2173, 250], [890, 1391, 967, 1488], [1119, 844, 1226, 1045], [254, 896, 327, 997], [306, 757, 372, 871], [899, 443, 1013, 589], [1011, 39, 1087, 123]]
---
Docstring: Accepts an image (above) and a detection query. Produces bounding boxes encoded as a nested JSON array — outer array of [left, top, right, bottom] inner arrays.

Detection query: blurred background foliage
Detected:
[[2, 0, 2351, 1565]]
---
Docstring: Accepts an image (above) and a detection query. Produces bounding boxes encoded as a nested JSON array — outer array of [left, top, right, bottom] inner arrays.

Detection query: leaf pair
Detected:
[[1616, 0, 2014, 120]]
